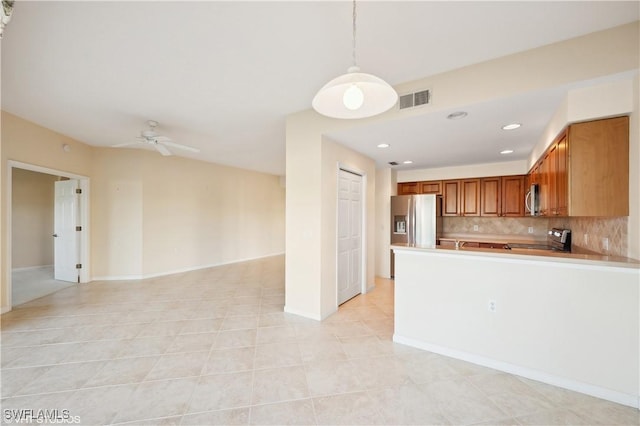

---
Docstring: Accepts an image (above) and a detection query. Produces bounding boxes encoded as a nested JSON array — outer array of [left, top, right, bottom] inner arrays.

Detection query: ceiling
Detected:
[[2, 1, 638, 176]]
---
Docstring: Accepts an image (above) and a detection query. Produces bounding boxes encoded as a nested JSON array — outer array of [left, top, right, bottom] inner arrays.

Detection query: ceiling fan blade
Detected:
[[161, 140, 200, 153], [154, 142, 172, 156], [112, 141, 144, 148]]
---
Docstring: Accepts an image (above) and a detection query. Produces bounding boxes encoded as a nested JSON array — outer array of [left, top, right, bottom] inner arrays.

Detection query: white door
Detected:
[[337, 169, 363, 305], [54, 180, 79, 282]]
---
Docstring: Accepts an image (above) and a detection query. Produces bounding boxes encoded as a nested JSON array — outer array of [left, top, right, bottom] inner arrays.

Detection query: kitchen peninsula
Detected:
[[391, 244, 640, 408]]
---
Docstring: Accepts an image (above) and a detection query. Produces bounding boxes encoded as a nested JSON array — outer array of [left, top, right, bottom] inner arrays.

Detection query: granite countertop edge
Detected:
[[391, 243, 640, 269]]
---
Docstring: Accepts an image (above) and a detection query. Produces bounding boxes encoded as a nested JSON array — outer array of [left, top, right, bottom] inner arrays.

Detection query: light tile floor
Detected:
[[11, 266, 75, 306], [1, 255, 638, 425]]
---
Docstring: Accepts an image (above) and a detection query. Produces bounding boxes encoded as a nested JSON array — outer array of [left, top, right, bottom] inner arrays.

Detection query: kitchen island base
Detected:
[[392, 246, 640, 409]]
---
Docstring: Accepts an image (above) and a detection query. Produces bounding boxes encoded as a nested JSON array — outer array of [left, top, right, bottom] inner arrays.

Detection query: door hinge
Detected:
[[75, 263, 82, 269], [76, 226, 82, 231], [75, 188, 82, 194]]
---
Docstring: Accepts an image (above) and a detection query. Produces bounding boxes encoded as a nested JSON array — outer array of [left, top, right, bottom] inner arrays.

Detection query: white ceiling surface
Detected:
[[2, 2, 638, 176]]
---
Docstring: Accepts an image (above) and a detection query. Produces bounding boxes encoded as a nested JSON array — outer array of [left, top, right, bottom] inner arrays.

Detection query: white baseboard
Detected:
[[92, 252, 285, 281], [12, 265, 53, 273], [283, 305, 322, 321], [393, 334, 639, 409]]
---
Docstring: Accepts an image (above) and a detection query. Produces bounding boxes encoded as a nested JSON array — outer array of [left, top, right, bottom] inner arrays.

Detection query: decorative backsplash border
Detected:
[[443, 216, 628, 257]]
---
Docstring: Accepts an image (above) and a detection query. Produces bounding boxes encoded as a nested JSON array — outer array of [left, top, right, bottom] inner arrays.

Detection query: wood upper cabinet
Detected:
[[442, 180, 460, 216], [480, 177, 501, 216], [481, 175, 525, 217], [555, 135, 568, 216], [501, 175, 525, 217], [528, 115, 629, 217], [460, 179, 481, 216], [398, 182, 419, 195], [567, 116, 629, 216], [421, 180, 442, 195], [398, 180, 442, 195]]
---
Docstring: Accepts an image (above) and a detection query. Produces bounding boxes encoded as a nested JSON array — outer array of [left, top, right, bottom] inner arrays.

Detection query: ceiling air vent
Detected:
[[388, 161, 399, 166], [398, 89, 431, 110]]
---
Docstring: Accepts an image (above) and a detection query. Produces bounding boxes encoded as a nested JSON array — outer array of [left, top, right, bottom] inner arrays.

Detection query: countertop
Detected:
[[391, 242, 640, 269]]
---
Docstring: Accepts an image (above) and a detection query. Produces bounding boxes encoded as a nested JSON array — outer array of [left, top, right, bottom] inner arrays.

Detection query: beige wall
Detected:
[[374, 168, 394, 278], [2, 112, 286, 311], [140, 151, 285, 278], [11, 169, 57, 269]]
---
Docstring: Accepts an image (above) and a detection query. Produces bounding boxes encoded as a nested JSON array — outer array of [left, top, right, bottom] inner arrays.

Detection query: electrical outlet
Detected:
[[488, 300, 497, 313], [528, 227, 534, 234], [473, 225, 479, 232], [602, 237, 609, 252]]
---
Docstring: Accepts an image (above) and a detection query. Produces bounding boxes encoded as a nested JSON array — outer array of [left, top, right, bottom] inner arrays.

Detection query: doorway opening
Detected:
[[6, 161, 90, 309], [336, 167, 365, 306]]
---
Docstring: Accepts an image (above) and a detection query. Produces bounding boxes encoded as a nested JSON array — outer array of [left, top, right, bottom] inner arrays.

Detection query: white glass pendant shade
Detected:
[[312, 67, 398, 119]]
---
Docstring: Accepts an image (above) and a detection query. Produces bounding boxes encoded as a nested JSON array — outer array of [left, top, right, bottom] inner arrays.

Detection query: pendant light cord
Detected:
[[351, 0, 357, 68]]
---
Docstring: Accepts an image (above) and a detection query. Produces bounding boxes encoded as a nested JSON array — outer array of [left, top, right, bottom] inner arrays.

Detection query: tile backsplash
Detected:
[[443, 216, 628, 257], [443, 217, 550, 240], [549, 216, 628, 257]]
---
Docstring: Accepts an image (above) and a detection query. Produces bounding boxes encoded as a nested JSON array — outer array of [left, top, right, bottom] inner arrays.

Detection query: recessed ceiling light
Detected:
[[500, 149, 514, 155], [377, 143, 390, 148], [403, 160, 413, 164], [447, 111, 468, 120], [502, 123, 521, 130]]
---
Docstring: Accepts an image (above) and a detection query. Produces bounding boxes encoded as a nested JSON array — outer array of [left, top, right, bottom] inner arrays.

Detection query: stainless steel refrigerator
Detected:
[[390, 194, 442, 277]]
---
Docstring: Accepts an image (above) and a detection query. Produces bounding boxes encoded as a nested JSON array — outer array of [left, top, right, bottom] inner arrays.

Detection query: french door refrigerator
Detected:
[[390, 194, 442, 277]]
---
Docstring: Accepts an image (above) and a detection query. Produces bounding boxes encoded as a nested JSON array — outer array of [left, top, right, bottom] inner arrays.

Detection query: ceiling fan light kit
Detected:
[[312, 0, 398, 120]]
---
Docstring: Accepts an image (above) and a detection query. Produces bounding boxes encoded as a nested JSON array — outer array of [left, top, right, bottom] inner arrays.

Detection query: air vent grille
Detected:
[[414, 90, 430, 106], [399, 94, 414, 110], [398, 89, 431, 110]]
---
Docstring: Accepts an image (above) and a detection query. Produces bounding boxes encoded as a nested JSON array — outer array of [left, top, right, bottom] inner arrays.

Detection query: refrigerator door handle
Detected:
[[408, 196, 415, 246]]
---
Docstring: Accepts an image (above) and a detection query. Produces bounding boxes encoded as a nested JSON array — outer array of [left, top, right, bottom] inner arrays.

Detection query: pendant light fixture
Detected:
[[312, 0, 398, 119]]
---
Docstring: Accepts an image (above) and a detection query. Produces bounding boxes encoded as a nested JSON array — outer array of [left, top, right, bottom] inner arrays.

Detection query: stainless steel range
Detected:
[[506, 228, 572, 252]]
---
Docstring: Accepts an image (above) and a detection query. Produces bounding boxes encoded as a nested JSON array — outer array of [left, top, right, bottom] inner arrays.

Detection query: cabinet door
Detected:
[[442, 180, 460, 216], [398, 182, 418, 195], [501, 175, 525, 217], [555, 135, 568, 216], [539, 153, 550, 216], [568, 116, 629, 216], [480, 177, 501, 216], [547, 144, 559, 215], [461, 179, 481, 216], [421, 180, 442, 195]]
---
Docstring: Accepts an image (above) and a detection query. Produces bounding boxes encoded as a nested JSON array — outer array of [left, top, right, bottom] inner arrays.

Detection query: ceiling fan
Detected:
[[112, 120, 200, 156]]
